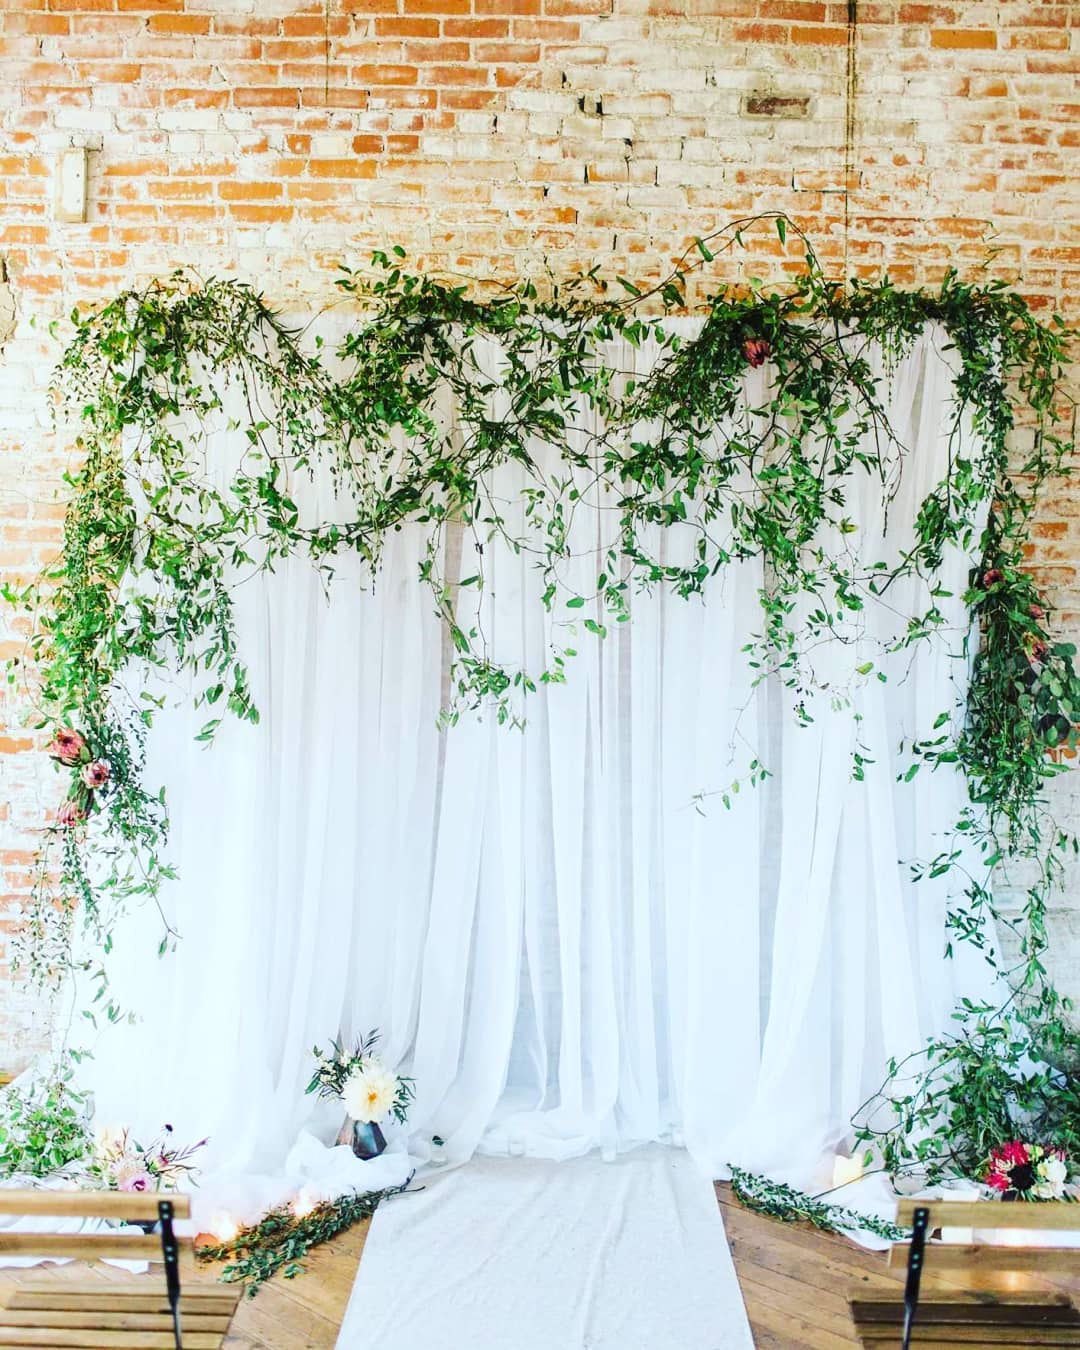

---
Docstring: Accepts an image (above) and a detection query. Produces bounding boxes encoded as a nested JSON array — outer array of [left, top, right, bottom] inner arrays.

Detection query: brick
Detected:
[[930, 29, 998, 50]]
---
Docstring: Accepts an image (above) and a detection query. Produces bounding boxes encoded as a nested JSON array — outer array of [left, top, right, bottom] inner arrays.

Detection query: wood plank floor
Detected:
[[1, 1182, 1078, 1348]]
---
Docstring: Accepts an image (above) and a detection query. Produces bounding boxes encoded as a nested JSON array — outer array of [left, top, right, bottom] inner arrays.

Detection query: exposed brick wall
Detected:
[[1, 0, 1078, 1066]]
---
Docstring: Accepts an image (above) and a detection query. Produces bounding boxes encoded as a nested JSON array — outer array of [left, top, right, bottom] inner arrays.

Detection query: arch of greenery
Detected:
[[7, 216, 1080, 1233]]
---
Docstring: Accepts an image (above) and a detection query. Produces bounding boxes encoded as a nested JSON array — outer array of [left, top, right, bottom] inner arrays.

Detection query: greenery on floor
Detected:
[[195, 1180, 413, 1296], [729, 1166, 907, 1244]]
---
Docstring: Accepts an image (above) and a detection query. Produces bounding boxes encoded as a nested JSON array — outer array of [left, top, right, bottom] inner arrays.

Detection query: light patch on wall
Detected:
[[0, 263, 15, 352], [55, 148, 89, 224]]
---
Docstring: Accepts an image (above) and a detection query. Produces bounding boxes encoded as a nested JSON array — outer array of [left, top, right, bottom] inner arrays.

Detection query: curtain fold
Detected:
[[81, 320, 992, 1203]]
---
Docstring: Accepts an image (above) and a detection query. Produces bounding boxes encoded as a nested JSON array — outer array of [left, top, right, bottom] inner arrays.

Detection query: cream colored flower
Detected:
[[94, 1124, 127, 1158], [1034, 1153, 1068, 1199], [341, 1061, 398, 1123]]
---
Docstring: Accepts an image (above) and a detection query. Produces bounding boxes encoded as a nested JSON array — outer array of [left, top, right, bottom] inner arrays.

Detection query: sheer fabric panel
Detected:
[[85, 321, 989, 1192]]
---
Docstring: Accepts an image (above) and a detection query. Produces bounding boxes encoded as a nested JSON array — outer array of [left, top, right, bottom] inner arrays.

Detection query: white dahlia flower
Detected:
[[341, 1060, 398, 1123]]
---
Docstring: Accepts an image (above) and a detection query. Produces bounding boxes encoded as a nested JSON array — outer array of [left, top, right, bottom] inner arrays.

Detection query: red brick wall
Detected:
[[1, 0, 1078, 1064]]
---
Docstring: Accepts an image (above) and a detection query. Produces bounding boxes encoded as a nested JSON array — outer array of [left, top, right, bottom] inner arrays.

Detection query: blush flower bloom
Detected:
[[81, 760, 110, 789], [117, 1170, 154, 1193], [47, 728, 86, 765], [56, 798, 87, 828], [743, 337, 771, 369]]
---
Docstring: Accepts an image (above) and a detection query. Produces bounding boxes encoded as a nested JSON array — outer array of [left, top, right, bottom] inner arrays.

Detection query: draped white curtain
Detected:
[[82, 320, 991, 1204]]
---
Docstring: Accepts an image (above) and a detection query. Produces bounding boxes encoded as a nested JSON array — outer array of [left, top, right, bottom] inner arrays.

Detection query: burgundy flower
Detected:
[[56, 798, 87, 828], [81, 760, 110, 790], [981, 568, 1004, 587], [742, 337, 771, 369], [1029, 639, 1050, 664], [47, 727, 86, 766], [1029, 603, 1045, 621]]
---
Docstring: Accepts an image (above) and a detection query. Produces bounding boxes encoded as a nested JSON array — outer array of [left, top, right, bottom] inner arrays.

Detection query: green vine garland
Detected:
[[5, 214, 1079, 1183]]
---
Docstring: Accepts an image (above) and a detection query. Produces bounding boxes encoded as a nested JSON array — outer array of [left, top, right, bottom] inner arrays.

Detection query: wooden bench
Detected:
[[0, 1189, 240, 1348], [851, 1198, 1080, 1349]]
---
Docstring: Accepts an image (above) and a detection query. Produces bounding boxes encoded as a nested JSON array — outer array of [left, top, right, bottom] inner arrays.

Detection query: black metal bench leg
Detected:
[[158, 1198, 183, 1349], [902, 1204, 930, 1350]]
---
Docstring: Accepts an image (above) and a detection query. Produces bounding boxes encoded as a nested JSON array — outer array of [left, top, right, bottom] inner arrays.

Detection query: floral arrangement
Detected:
[[47, 726, 110, 829], [984, 1141, 1071, 1201], [306, 1032, 413, 1125], [89, 1123, 207, 1193]]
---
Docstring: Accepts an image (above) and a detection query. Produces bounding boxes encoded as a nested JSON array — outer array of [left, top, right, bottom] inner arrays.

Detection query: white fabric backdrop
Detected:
[[80, 320, 991, 1209]]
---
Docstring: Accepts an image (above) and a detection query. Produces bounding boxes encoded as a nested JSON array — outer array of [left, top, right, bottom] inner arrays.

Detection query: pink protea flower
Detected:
[[1029, 603, 1046, 621], [47, 728, 86, 765], [1026, 634, 1050, 664], [743, 337, 771, 369], [56, 798, 87, 828], [981, 568, 1004, 588], [81, 760, 110, 790], [118, 1171, 154, 1193]]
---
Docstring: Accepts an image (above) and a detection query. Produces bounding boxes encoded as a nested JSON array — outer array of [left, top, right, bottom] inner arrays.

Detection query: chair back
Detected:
[[884, 1198, 1080, 1350], [0, 1190, 191, 1347]]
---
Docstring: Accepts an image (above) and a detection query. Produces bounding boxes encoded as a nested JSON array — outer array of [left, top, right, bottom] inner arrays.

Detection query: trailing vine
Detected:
[[5, 214, 1079, 1185]]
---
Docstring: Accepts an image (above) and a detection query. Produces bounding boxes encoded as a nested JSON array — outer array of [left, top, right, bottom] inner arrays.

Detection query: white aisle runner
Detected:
[[337, 1146, 754, 1350]]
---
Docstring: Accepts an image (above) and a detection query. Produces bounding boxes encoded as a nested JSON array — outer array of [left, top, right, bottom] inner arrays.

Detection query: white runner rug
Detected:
[[337, 1145, 754, 1350]]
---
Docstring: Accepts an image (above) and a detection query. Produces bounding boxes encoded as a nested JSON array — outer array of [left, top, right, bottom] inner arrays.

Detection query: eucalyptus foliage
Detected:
[[0, 1071, 91, 1180], [729, 1165, 907, 1244], [195, 1181, 413, 1296], [6, 215, 1080, 1179]]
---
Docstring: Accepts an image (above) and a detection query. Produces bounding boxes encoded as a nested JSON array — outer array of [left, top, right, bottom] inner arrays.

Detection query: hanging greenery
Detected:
[[5, 214, 1079, 1189]]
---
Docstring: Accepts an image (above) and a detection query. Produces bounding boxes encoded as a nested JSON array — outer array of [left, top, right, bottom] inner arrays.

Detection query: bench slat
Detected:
[[0, 1332, 223, 1348], [0, 1311, 231, 1333], [7, 1282, 236, 1307], [0, 1235, 183, 1260], [0, 1194, 191, 1222], [887, 1244, 1080, 1274], [896, 1201, 1080, 1232]]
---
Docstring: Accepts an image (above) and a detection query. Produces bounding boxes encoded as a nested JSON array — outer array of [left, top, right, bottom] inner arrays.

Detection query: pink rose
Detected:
[[118, 1171, 153, 1193], [81, 760, 110, 789], [743, 337, 771, 368], [47, 728, 86, 765], [56, 798, 87, 828]]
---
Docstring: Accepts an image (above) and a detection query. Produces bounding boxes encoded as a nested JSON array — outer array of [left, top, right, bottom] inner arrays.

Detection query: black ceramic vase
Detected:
[[336, 1116, 387, 1160]]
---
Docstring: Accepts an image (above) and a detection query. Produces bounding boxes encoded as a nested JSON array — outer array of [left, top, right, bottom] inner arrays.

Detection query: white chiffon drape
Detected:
[[81, 321, 991, 1204]]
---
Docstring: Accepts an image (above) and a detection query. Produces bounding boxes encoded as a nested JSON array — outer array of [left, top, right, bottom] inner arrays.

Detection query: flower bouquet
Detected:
[[983, 1141, 1071, 1201], [90, 1124, 207, 1227], [307, 1032, 413, 1160], [46, 727, 111, 829]]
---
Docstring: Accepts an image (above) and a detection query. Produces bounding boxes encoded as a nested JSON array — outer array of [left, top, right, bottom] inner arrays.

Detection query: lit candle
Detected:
[[832, 1153, 863, 1189], [210, 1213, 239, 1243], [291, 1188, 318, 1219]]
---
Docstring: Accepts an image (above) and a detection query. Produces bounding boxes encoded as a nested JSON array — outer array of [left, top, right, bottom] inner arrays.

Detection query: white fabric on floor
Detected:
[[77, 318, 993, 1211], [337, 1146, 753, 1350]]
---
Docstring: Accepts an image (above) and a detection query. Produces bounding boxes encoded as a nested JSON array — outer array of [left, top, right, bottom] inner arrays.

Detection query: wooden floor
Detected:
[[1, 1183, 1078, 1348]]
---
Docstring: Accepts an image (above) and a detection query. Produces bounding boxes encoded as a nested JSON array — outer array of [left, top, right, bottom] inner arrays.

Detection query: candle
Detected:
[[291, 1188, 318, 1219], [210, 1213, 239, 1243], [832, 1153, 863, 1188]]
